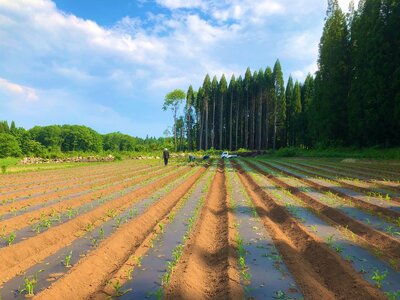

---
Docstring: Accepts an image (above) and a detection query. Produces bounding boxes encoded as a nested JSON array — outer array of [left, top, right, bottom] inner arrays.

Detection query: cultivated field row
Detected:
[[0, 158, 399, 299]]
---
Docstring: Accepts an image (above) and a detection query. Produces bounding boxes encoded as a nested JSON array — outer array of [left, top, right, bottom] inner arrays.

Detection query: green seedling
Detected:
[[1, 165, 6, 174], [99, 227, 105, 240], [326, 234, 334, 246], [32, 223, 41, 234], [63, 251, 72, 268], [85, 223, 94, 232], [106, 209, 117, 219], [371, 269, 388, 289], [359, 266, 367, 274], [158, 223, 164, 233], [125, 267, 134, 280], [7, 232, 16, 245], [385, 289, 400, 300], [114, 217, 123, 228], [110, 279, 129, 296], [66, 208, 74, 219], [20, 270, 43, 296], [333, 244, 344, 253], [91, 238, 99, 248], [135, 256, 143, 267], [42, 218, 52, 229], [310, 225, 318, 233]]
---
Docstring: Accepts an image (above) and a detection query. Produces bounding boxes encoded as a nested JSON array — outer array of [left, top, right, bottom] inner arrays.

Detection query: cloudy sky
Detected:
[[0, 0, 357, 137]]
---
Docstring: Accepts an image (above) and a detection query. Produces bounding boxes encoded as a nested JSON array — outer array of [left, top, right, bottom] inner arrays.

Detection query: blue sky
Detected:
[[0, 0, 357, 137]]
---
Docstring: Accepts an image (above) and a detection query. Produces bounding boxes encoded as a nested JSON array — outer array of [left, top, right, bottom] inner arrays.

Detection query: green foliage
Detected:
[[0, 133, 22, 158]]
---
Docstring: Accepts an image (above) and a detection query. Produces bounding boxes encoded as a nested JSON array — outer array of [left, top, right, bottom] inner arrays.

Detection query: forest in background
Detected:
[[0, 121, 173, 158], [168, 0, 399, 151], [1, 0, 399, 159]]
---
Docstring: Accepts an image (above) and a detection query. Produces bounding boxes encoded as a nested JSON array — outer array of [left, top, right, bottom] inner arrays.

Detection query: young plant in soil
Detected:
[[7, 232, 16, 246], [63, 251, 73, 268], [109, 279, 130, 297], [371, 269, 388, 289], [19, 270, 43, 297], [385, 289, 400, 300], [99, 227, 105, 240]]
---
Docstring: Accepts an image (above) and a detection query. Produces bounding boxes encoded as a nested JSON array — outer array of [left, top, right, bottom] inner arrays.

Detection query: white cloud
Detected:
[[0, 77, 38, 102], [156, 0, 206, 10], [0, 0, 342, 136]]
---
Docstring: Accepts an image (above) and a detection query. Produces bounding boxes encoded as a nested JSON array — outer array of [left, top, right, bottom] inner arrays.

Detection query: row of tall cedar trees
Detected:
[[179, 0, 400, 151]]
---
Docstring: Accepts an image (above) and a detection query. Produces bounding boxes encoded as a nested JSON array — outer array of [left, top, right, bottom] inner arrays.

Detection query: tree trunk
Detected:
[[205, 99, 209, 150], [273, 95, 277, 150], [199, 110, 203, 150], [235, 101, 239, 150], [187, 110, 191, 151], [245, 93, 249, 149], [219, 94, 223, 150], [252, 94, 256, 149], [258, 88, 263, 150], [229, 91, 233, 150], [212, 94, 216, 149], [173, 109, 177, 152]]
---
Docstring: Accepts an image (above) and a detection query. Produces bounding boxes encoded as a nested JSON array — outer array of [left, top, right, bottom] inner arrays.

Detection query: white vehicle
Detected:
[[221, 151, 238, 159]]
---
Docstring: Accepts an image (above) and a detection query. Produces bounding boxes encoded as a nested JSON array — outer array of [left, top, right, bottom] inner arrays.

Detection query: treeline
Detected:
[[0, 121, 173, 158], [175, 0, 399, 151]]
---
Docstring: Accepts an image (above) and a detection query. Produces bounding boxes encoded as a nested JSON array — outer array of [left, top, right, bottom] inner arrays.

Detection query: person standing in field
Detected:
[[163, 148, 170, 166]]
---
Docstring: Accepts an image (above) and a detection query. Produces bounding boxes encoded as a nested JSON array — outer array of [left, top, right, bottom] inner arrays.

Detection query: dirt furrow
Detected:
[[276, 160, 400, 202], [0, 164, 155, 211], [232, 161, 384, 300], [0, 164, 163, 216], [245, 160, 400, 270], [33, 165, 208, 300], [0, 165, 170, 235], [0, 161, 142, 191], [289, 160, 400, 193], [327, 161, 400, 177], [310, 160, 400, 181], [0, 166, 191, 284], [0, 162, 149, 197], [260, 160, 400, 222], [165, 162, 243, 300]]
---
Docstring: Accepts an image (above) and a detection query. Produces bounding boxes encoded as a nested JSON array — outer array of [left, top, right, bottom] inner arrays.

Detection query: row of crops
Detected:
[[0, 157, 399, 299]]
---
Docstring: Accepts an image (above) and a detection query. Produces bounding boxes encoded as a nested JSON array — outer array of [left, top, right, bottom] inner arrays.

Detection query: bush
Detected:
[[0, 133, 22, 158]]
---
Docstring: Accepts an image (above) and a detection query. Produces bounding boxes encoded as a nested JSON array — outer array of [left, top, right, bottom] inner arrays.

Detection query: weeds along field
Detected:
[[0, 157, 399, 299]]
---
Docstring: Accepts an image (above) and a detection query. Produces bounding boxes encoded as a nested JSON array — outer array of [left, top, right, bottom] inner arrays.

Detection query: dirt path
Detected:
[[165, 162, 243, 300], [33, 165, 208, 300], [232, 161, 385, 300]]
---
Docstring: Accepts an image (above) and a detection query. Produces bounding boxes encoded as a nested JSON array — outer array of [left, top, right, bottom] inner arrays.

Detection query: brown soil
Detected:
[[248, 160, 400, 270], [313, 161, 400, 182], [0, 165, 169, 235], [0, 166, 191, 284], [165, 161, 243, 300], [232, 161, 385, 300], [0, 164, 164, 216], [33, 165, 207, 300], [290, 162, 400, 196], [259, 160, 400, 222], [0, 161, 146, 191], [0, 162, 145, 198], [91, 165, 214, 299]]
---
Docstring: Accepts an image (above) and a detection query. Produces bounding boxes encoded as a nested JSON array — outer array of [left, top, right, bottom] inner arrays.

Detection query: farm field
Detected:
[[0, 158, 399, 299]]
